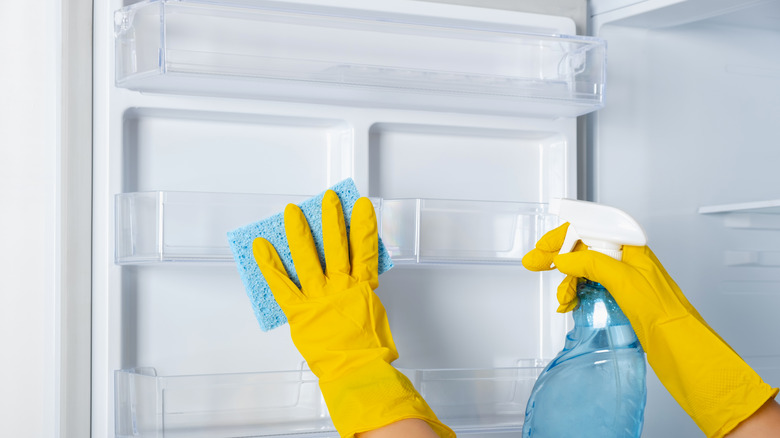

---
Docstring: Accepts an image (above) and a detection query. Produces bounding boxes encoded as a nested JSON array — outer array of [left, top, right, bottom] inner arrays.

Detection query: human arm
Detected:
[[523, 223, 778, 438], [727, 399, 780, 437], [252, 191, 454, 438]]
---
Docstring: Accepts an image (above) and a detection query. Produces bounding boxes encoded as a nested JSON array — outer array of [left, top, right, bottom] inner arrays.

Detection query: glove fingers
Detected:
[[322, 190, 351, 281], [556, 275, 579, 313], [252, 237, 303, 306], [537, 222, 571, 252], [522, 223, 570, 272], [349, 197, 379, 289], [553, 250, 634, 296], [522, 249, 556, 272], [284, 203, 327, 295]]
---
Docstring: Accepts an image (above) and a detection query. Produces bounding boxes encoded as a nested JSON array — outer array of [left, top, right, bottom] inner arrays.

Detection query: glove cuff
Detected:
[[319, 359, 455, 438], [646, 314, 779, 438]]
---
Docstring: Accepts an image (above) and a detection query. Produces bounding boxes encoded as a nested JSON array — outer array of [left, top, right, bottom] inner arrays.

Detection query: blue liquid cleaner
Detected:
[[523, 279, 647, 437]]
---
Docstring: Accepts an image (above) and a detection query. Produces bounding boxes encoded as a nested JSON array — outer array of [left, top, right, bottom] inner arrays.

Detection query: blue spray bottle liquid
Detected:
[[523, 199, 648, 438]]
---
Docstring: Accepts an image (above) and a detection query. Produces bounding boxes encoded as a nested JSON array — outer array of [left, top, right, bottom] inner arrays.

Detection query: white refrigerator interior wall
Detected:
[[592, 1, 780, 436]]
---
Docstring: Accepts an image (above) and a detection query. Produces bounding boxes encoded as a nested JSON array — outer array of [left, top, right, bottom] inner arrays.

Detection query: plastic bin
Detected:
[[114, 0, 606, 116], [115, 362, 545, 437], [115, 191, 555, 265]]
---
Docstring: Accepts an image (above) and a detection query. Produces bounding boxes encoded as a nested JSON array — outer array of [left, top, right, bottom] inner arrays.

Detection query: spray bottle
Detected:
[[522, 198, 648, 438]]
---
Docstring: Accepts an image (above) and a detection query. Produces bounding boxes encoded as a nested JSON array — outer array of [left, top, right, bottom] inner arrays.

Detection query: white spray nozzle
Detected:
[[549, 198, 647, 261]]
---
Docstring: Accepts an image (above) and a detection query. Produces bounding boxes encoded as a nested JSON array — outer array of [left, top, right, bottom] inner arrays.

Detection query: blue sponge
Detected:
[[227, 178, 394, 331]]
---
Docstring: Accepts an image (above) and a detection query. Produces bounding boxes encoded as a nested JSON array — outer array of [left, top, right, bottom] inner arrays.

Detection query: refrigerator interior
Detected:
[[591, 0, 780, 436], [94, 0, 607, 436]]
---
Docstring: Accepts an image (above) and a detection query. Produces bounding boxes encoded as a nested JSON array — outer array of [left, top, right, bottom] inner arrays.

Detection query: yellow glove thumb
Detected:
[[522, 222, 587, 313]]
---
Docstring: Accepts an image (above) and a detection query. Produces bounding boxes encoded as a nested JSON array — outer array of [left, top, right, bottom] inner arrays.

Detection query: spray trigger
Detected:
[[560, 226, 580, 254], [549, 226, 580, 269], [548, 198, 647, 265]]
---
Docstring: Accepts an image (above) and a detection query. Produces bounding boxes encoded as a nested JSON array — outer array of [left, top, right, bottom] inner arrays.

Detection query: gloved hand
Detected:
[[523, 223, 778, 438], [252, 190, 455, 438]]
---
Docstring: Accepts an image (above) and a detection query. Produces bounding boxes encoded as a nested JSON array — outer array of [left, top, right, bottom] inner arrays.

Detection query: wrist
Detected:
[[318, 359, 455, 438]]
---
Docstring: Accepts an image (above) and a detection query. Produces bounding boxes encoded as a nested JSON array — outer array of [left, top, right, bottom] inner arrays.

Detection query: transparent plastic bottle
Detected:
[[523, 278, 647, 438]]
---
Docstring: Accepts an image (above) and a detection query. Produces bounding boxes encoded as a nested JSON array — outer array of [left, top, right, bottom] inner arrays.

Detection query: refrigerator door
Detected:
[[591, 1, 780, 436], [94, 0, 607, 436]]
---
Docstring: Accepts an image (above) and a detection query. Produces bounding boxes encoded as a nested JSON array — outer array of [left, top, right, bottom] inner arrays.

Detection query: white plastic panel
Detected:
[[114, 0, 606, 116], [109, 101, 575, 381], [122, 108, 352, 194], [368, 123, 567, 202]]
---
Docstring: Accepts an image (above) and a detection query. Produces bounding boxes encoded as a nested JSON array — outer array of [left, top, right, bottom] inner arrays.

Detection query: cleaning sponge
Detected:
[[227, 178, 394, 331]]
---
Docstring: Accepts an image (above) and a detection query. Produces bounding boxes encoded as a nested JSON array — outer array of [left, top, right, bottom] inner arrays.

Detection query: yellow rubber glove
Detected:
[[252, 190, 455, 438], [523, 223, 778, 438]]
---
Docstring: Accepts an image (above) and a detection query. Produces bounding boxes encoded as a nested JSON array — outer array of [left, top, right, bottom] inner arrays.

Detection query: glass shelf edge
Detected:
[[699, 199, 780, 214]]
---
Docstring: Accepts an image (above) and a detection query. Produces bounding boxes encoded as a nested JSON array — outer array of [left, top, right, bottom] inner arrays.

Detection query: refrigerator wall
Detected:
[[94, 0, 606, 436], [591, 0, 780, 436], [1, 1, 93, 437]]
